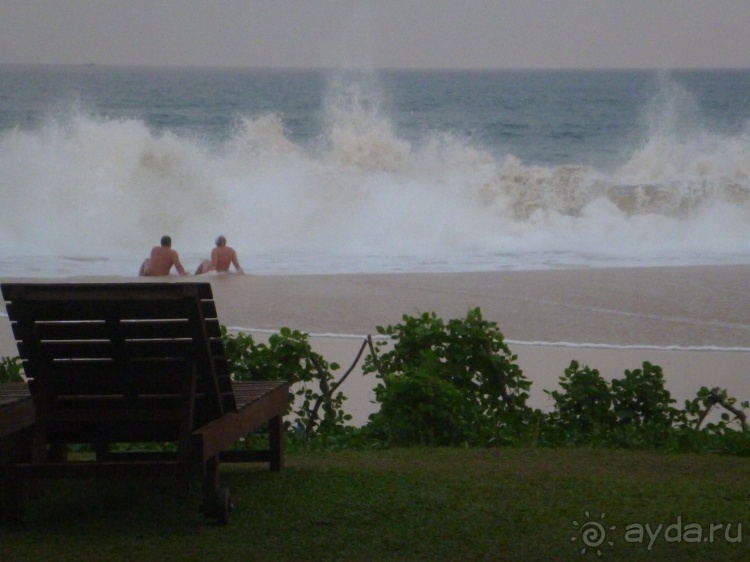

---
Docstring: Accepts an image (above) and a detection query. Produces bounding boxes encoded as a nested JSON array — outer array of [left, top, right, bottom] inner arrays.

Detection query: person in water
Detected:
[[195, 235, 244, 274], [139, 235, 188, 276]]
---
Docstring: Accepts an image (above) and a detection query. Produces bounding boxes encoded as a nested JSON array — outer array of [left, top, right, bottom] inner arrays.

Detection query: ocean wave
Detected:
[[0, 77, 749, 274]]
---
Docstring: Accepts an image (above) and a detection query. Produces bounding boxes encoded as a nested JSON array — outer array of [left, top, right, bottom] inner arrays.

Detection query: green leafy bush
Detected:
[[0, 356, 24, 383], [221, 327, 350, 439], [682, 386, 749, 433], [667, 386, 750, 455], [363, 308, 532, 446], [612, 362, 677, 428], [545, 361, 615, 440], [545, 360, 682, 447], [4, 307, 748, 455], [369, 364, 472, 446], [542, 359, 750, 453]]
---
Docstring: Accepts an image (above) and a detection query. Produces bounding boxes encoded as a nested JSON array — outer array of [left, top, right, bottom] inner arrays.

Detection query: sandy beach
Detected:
[[2, 264, 748, 425]]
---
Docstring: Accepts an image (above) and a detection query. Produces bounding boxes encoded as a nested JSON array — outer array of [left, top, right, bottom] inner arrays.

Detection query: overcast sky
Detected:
[[1, 0, 749, 70]]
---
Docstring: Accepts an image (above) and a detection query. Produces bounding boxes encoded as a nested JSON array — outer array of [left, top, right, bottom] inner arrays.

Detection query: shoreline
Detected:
[[4, 263, 750, 348], [261, 332, 750, 426], [196, 263, 750, 348], [2, 264, 748, 426]]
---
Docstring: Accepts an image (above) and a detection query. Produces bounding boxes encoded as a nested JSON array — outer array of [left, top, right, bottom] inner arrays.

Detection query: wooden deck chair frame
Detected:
[[0, 282, 288, 525]]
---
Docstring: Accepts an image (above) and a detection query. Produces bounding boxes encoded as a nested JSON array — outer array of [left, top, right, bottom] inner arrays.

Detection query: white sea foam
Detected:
[[225, 325, 750, 353], [0, 75, 749, 277], [0, 313, 741, 352]]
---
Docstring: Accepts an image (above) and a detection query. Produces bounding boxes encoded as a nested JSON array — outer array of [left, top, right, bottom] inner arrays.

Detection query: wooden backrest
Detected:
[[1, 283, 236, 437]]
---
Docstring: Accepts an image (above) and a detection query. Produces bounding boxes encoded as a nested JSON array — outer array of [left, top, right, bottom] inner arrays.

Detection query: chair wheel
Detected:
[[214, 487, 233, 525]]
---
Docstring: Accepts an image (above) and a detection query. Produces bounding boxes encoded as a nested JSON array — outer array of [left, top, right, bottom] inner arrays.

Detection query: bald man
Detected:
[[195, 235, 244, 274]]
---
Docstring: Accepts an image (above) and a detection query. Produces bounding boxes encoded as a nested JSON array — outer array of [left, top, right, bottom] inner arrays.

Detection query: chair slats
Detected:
[[0, 281, 288, 524], [2, 283, 236, 417]]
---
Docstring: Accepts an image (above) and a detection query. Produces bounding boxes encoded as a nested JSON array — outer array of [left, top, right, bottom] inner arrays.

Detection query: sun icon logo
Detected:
[[571, 511, 616, 555]]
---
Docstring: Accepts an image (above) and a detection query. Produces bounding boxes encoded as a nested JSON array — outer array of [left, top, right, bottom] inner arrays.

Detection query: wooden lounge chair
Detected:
[[0, 282, 288, 525], [0, 382, 35, 465]]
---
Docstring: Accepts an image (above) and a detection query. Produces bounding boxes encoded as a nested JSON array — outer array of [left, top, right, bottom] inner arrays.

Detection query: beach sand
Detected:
[[1, 264, 748, 425]]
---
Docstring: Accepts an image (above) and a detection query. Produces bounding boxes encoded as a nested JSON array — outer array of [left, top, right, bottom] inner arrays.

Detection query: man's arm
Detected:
[[171, 250, 188, 275], [230, 249, 244, 274]]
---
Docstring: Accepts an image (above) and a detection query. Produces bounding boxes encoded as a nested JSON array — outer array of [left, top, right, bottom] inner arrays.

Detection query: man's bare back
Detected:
[[195, 235, 244, 274], [139, 236, 187, 276], [211, 245, 241, 272]]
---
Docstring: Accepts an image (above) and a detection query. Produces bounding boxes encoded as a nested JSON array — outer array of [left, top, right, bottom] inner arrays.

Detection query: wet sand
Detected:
[[1, 264, 748, 425]]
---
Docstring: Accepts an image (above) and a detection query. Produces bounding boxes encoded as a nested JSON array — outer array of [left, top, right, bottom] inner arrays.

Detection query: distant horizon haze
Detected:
[[1, 1, 749, 70]]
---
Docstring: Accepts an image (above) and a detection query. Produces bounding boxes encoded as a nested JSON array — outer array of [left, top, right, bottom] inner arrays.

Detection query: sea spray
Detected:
[[0, 66, 749, 276]]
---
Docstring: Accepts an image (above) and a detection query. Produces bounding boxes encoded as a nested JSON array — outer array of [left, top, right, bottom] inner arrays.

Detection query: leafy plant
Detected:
[[363, 308, 532, 446], [0, 356, 24, 383], [221, 327, 351, 439], [611, 362, 677, 428], [545, 361, 615, 440], [369, 362, 472, 446], [544, 360, 750, 453], [217, 309, 750, 455], [682, 386, 749, 434]]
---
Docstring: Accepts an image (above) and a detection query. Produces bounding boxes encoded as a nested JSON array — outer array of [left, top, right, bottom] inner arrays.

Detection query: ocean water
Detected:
[[1, 65, 749, 277]]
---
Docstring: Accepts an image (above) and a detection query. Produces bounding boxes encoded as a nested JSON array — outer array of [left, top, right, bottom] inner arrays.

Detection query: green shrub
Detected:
[[0, 356, 24, 383], [363, 308, 532, 446], [681, 386, 749, 434], [544, 361, 676, 447], [368, 365, 473, 446], [545, 361, 615, 440], [221, 327, 350, 439], [672, 386, 750, 454], [611, 361, 677, 428], [543, 360, 750, 452], [4, 307, 748, 456]]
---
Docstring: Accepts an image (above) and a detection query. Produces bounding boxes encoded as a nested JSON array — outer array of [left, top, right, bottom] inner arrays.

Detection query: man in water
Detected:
[[195, 235, 244, 274], [139, 235, 188, 276]]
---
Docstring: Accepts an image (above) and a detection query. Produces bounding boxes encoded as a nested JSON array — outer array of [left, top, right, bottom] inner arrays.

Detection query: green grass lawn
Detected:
[[2, 447, 748, 561]]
